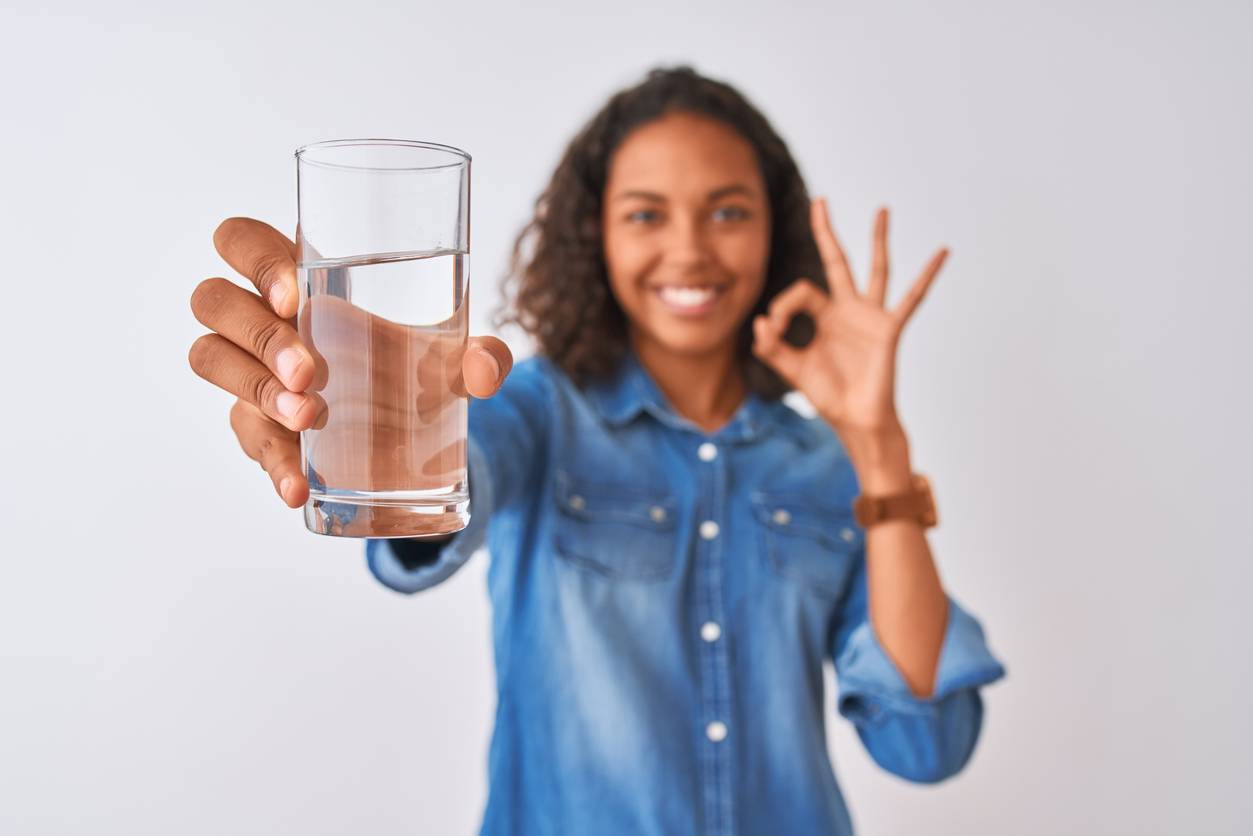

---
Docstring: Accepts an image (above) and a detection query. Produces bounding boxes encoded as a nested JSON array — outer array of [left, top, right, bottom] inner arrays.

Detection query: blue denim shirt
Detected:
[[365, 347, 1007, 836]]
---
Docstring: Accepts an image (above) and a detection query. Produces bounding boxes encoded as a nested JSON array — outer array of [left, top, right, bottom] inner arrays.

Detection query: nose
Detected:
[[663, 213, 713, 270]]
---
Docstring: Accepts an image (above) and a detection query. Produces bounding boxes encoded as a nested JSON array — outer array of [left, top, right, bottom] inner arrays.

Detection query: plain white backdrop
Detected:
[[2, 1, 1250, 833]]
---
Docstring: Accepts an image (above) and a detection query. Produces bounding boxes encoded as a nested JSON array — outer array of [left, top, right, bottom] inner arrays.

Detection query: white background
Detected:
[[2, 1, 1250, 833]]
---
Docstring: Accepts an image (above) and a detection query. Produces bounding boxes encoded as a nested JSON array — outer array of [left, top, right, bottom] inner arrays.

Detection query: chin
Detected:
[[638, 321, 739, 358]]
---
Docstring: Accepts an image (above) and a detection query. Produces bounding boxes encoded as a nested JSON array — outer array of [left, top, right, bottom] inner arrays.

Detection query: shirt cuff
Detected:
[[364, 437, 493, 595], [836, 595, 1007, 725]]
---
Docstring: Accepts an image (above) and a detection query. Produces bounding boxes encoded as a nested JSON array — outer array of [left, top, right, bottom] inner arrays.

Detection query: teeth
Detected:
[[658, 286, 718, 307]]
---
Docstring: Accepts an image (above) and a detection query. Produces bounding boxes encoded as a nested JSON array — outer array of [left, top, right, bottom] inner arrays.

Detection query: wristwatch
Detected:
[[852, 473, 939, 529]]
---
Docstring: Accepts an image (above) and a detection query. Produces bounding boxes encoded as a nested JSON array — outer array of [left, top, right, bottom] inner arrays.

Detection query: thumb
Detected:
[[463, 336, 513, 398]]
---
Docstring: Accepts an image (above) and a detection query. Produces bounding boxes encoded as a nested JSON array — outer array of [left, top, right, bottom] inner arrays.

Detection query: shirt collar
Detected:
[[586, 347, 806, 445]]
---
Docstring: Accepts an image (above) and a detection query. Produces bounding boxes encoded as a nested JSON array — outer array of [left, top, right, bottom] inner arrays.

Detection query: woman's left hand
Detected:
[[751, 198, 949, 441]]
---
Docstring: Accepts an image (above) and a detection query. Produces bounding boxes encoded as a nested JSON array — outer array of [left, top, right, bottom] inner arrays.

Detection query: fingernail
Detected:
[[276, 348, 303, 387], [473, 346, 501, 378], [279, 476, 293, 503], [269, 283, 289, 312], [276, 390, 304, 420]]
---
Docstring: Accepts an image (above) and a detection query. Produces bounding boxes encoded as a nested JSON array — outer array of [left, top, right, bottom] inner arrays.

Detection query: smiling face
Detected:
[[602, 110, 772, 362]]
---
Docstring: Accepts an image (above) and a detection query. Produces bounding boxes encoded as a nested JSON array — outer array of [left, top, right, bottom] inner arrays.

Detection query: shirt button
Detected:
[[706, 721, 728, 742], [697, 442, 718, 462], [840, 526, 856, 542], [649, 505, 668, 523], [568, 494, 586, 510], [700, 621, 722, 642], [699, 520, 720, 540], [772, 508, 791, 526]]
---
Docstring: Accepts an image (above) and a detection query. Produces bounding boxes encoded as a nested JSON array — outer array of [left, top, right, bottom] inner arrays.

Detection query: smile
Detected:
[[652, 284, 727, 316]]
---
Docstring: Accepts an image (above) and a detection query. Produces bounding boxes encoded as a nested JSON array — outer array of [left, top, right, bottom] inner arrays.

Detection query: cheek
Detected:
[[603, 234, 654, 303], [718, 233, 771, 304]]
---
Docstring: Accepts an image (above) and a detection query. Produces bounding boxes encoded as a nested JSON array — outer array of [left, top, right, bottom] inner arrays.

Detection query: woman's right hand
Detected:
[[188, 218, 513, 509]]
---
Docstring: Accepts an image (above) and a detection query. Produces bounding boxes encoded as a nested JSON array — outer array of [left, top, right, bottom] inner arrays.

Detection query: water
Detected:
[[297, 248, 470, 538]]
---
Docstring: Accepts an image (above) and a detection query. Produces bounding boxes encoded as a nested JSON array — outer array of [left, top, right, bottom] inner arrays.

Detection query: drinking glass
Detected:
[[294, 139, 471, 538]]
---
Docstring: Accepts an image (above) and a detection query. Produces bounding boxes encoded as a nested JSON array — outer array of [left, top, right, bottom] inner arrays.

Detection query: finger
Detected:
[[189, 333, 319, 432], [463, 335, 514, 399], [751, 310, 782, 357], [190, 277, 314, 391], [766, 278, 830, 327], [308, 390, 330, 430], [212, 218, 300, 318], [892, 248, 949, 326], [751, 313, 802, 384], [811, 197, 859, 301], [421, 437, 467, 477], [230, 399, 308, 508], [868, 207, 889, 307], [416, 341, 460, 423]]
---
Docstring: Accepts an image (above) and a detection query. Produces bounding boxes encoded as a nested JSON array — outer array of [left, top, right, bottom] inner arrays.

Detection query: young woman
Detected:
[[189, 65, 1006, 835]]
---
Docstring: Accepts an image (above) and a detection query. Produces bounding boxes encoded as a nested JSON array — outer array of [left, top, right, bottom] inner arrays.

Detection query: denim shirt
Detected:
[[365, 348, 1007, 836]]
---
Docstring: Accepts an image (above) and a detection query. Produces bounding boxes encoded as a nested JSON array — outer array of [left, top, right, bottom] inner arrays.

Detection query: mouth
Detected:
[[651, 283, 728, 317]]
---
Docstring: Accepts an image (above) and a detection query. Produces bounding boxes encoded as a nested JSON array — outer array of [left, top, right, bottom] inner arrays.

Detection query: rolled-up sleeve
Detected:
[[831, 555, 1007, 784], [365, 357, 552, 595]]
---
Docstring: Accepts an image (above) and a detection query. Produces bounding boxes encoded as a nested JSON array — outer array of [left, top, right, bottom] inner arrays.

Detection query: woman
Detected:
[[189, 65, 1006, 835]]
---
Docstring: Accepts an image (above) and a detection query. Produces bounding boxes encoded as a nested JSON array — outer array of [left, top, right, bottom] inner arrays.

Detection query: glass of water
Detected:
[[294, 139, 471, 538]]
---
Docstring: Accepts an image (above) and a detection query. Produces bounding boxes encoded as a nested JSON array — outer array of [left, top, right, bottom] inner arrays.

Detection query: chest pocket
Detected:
[[750, 491, 864, 598], [551, 469, 680, 581]]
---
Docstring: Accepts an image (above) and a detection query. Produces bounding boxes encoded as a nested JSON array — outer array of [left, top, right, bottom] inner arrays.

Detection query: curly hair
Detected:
[[493, 64, 828, 401]]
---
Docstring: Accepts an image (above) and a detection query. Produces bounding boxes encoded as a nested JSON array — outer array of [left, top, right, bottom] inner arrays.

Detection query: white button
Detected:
[[649, 505, 667, 522], [772, 509, 791, 526], [706, 721, 728, 742], [699, 520, 720, 540], [840, 527, 856, 542], [568, 494, 586, 510], [700, 621, 722, 642], [698, 442, 718, 462]]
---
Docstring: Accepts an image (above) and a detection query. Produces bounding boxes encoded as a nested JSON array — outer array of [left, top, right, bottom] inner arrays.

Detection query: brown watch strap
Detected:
[[852, 473, 938, 529]]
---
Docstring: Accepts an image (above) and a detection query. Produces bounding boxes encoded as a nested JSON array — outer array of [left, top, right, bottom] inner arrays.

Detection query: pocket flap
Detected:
[[749, 492, 861, 597], [749, 492, 864, 552], [554, 469, 678, 531]]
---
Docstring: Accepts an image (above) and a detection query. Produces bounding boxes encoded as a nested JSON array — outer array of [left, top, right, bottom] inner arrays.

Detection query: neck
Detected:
[[630, 333, 748, 435]]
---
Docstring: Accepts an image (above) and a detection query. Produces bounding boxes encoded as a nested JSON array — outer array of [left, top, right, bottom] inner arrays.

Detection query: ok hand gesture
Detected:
[[751, 199, 949, 441]]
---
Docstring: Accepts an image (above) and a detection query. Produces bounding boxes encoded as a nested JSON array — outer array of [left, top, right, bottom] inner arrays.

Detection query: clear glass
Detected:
[[294, 139, 471, 538]]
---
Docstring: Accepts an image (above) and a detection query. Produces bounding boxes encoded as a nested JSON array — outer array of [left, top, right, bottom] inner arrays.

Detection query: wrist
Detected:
[[841, 422, 914, 494]]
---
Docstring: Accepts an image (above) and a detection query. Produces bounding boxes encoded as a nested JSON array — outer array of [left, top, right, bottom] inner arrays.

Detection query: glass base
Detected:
[[304, 494, 470, 539]]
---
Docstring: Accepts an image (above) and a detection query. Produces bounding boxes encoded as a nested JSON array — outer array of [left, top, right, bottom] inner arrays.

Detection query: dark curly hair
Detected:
[[493, 64, 828, 401]]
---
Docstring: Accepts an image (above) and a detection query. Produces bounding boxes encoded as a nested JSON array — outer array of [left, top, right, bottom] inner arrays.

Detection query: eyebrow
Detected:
[[612, 183, 757, 203]]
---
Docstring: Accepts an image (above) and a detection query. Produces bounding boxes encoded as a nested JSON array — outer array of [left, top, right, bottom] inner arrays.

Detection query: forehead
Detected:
[[605, 111, 763, 197]]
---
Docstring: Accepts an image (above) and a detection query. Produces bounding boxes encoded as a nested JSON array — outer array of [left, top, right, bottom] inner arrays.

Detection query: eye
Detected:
[[713, 205, 750, 221], [626, 209, 661, 224]]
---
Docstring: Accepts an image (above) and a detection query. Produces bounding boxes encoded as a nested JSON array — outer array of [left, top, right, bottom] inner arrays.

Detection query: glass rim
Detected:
[[294, 138, 471, 172]]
